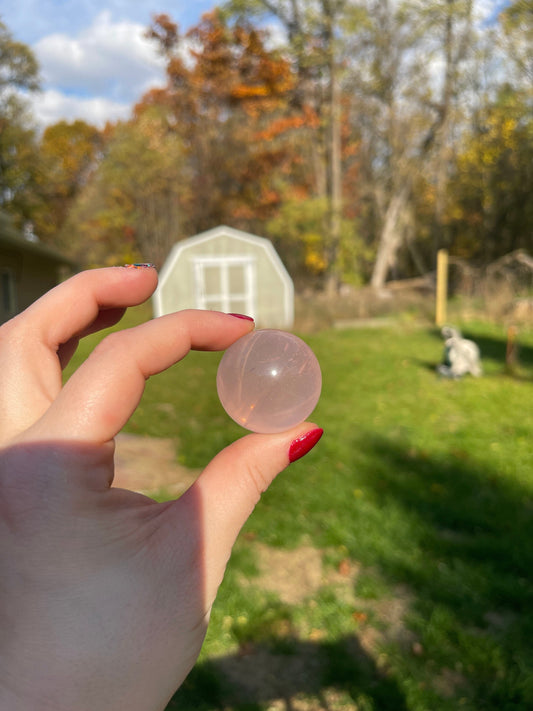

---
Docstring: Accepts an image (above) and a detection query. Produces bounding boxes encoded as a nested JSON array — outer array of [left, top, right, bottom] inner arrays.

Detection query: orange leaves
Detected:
[[145, 14, 179, 54], [231, 84, 270, 99], [33, 119, 104, 242], [146, 8, 294, 120], [254, 107, 320, 142], [138, 8, 303, 232], [352, 611, 368, 624]]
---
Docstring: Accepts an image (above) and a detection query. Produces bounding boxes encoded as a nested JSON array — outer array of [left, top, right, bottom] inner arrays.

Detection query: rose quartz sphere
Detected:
[[217, 329, 322, 434]]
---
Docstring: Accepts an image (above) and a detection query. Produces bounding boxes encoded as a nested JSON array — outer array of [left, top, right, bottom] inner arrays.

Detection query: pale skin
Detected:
[[0, 267, 322, 711]]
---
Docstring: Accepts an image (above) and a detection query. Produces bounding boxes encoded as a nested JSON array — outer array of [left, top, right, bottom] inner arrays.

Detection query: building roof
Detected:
[[0, 214, 77, 267], [158, 225, 292, 286]]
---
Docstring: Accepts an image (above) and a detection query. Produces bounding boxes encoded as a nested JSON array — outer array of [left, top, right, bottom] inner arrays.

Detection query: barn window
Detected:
[[193, 256, 256, 318]]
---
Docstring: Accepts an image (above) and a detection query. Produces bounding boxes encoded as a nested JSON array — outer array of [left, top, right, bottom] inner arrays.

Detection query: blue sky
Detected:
[[1, 0, 216, 126], [1, 0, 511, 128]]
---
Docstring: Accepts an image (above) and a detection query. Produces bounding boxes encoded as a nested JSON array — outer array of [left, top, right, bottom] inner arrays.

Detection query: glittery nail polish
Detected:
[[123, 263, 156, 269]]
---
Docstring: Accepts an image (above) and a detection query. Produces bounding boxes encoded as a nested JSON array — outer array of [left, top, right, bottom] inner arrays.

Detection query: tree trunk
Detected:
[[370, 183, 410, 289], [324, 0, 344, 295], [368, 0, 473, 290], [432, 0, 454, 255], [323, 54, 343, 294], [432, 0, 472, 256]]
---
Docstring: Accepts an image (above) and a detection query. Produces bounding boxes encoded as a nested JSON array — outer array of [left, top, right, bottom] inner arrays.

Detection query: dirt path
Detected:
[[113, 433, 199, 496]]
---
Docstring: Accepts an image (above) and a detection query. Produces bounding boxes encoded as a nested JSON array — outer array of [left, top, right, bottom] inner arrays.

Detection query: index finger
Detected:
[[25, 310, 255, 444], [0, 267, 158, 441]]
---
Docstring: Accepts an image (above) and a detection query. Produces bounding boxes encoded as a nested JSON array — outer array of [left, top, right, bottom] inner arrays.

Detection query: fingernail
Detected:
[[123, 263, 156, 269], [289, 428, 324, 463], [228, 313, 254, 322]]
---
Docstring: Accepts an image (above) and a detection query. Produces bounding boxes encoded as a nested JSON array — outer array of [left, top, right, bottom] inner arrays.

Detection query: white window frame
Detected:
[[193, 256, 256, 318]]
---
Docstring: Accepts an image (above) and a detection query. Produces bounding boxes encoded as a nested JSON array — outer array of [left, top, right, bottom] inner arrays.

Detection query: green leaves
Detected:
[[0, 20, 40, 92]]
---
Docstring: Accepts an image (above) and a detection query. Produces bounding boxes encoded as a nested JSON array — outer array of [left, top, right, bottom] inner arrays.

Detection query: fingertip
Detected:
[[116, 263, 159, 290], [288, 426, 324, 463], [166, 422, 324, 600], [226, 313, 255, 323], [122, 263, 157, 269], [195, 421, 323, 500]]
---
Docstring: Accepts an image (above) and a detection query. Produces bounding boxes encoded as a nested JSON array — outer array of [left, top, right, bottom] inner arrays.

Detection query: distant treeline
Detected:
[[1, 1, 531, 290]]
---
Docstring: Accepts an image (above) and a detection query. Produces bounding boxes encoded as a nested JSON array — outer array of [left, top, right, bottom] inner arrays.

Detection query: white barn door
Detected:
[[193, 256, 256, 318]]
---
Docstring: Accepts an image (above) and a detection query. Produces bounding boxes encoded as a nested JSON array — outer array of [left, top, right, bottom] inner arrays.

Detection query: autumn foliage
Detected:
[[1, 3, 531, 285], [132, 9, 328, 265]]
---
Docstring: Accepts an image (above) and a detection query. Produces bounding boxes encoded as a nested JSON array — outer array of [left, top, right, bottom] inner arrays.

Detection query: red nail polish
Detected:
[[289, 428, 324, 463], [228, 313, 254, 322]]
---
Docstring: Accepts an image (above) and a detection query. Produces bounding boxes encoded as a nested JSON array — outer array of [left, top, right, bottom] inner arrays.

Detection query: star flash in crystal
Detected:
[[216, 329, 322, 433]]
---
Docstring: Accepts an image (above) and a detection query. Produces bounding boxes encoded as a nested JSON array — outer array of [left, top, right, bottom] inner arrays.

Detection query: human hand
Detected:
[[0, 267, 323, 711]]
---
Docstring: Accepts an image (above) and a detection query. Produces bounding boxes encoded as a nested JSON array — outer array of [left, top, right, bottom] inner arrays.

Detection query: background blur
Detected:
[[2, 2, 533, 710]]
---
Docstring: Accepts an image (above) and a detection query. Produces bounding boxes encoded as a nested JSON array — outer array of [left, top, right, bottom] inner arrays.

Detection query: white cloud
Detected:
[[34, 10, 166, 102], [27, 88, 131, 128], [23, 10, 169, 127]]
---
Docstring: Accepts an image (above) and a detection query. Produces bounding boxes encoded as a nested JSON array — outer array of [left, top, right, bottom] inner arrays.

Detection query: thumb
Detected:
[[165, 424, 323, 601]]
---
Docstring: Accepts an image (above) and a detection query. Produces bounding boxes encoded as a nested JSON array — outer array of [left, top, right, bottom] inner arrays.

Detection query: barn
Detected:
[[153, 226, 294, 328]]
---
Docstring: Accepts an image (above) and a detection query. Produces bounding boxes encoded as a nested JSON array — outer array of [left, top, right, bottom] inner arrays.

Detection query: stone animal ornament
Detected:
[[437, 326, 482, 378]]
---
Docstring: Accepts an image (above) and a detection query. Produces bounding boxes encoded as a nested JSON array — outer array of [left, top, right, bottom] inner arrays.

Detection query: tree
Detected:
[[142, 9, 301, 243], [61, 108, 186, 267], [0, 20, 39, 92], [350, 0, 475, 288], [267, 194, 365, 287], [225, 0, 362, 292], [447, 86, 533, 262], [0, 20, 40, 226], [499, 0, 533, 84], [33, 120, 103, 243]]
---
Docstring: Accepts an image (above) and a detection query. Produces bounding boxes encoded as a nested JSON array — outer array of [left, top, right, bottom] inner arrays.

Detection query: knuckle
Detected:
[[91, 330, 127, 359], [241, 459, 271, 500]]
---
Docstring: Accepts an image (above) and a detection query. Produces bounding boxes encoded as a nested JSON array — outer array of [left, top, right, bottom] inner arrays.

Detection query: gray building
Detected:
[[153, 226, 294, 328], [0, 213, 76, 324]]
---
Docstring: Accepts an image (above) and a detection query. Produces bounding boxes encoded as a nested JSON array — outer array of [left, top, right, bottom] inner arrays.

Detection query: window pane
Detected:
[[204, 298, 224, 311], [228, 265, 246, 293], [204, 266, 221, 294], [228, 298, 248, 314]]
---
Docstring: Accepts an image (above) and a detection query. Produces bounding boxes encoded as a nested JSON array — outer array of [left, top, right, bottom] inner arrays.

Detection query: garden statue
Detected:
[[437, 326, 482, 378]]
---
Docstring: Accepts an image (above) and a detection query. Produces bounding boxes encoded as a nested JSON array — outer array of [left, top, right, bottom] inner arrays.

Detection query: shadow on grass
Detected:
[[352, 434, 533, 709], [166, 426, 533, 710], [168, 634, 409, 711]]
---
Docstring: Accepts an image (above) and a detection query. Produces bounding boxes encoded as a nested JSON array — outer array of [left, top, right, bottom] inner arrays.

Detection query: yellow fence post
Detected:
[[436, 248, 448, 327]]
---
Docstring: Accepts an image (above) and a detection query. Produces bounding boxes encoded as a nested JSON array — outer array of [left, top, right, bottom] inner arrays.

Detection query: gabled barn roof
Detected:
[[157, 225, 291, 285]]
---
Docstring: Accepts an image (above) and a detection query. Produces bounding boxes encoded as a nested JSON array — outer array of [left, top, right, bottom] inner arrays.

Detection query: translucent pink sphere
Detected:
[[217, 329, 322, 434]]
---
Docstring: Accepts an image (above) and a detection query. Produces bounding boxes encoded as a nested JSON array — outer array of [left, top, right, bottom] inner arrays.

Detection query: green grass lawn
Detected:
[[68, 308, 533, 710]]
